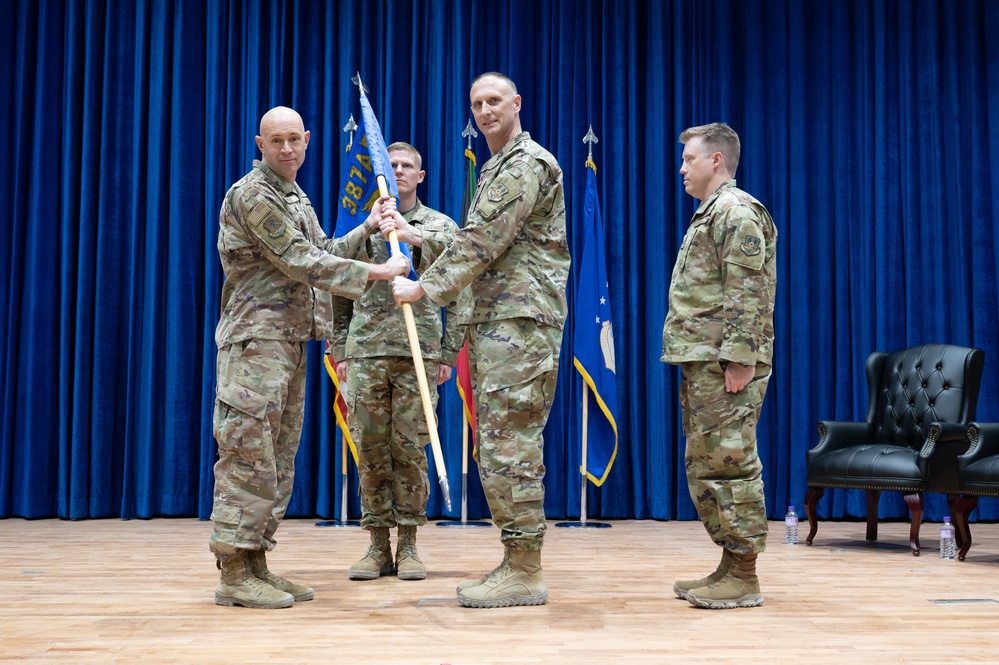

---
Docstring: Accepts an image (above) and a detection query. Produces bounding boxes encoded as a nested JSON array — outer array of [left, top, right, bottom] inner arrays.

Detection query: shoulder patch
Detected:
[[740, 235, 762, 257], [246, 200, 295, 255], [263, 217, 286, 238], [722, 213, 767, 271], [488, 182, 510, 202], [477, 173, 525, 220]]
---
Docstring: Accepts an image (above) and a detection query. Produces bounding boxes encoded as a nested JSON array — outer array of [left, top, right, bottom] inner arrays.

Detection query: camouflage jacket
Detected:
[[215, 161, 369, 348], [419, 132, 570, 330], [661, 180, 777, 366], [329, 200, 465, 366]]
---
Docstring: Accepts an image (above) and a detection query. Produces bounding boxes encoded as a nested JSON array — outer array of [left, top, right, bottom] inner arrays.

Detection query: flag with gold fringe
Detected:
[[326, 80, 413, 462], [572, 158, 619, 486], [456, 146, 478, 453], [324, 341, 358, 465]]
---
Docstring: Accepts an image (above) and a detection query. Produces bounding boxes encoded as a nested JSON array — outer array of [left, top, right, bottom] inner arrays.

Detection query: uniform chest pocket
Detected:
[[679, 224, 718, 273]]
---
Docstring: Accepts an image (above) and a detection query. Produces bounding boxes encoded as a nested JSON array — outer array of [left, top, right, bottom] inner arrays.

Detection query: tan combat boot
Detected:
[[396, 525, 426, 580], [457, 547, 547, 608], [686, 552, 763, 609], [246, 549, 314, 601], [215, 550, 295, 609], [673, 548, 733, 601], [456, 549, 510, 593], [348, 527, 394, 580]]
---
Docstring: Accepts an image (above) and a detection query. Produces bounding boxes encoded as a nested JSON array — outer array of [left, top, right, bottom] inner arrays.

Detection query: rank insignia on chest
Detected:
[[740, 235, 762, 256], [264, 217, 286, 238], [487, 183, 509, 201]]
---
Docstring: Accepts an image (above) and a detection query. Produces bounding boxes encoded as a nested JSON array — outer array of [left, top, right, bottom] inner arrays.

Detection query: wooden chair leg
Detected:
[[804, 487, 824, 545], [946, 494, 963, 551], [955, 495, 979, 561], [865, 490, 881, 541], [903, 492, 924, 556]]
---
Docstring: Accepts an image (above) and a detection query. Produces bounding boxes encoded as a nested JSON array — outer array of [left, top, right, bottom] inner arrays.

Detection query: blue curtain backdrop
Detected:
[[3, 0, 999, 525]]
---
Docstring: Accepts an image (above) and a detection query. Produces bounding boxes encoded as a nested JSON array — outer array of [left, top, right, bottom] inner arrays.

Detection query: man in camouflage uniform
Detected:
[[662, 122, 777, 610], [329, 142, 463, 582], [393, 73, 570, 609], [211, 106, 409, 609]]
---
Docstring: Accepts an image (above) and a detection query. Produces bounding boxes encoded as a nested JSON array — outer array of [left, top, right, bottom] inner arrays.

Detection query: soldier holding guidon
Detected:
[[393, 73, 570, 609], [330, 142, 463, 582], [210, 106, 409, 609]]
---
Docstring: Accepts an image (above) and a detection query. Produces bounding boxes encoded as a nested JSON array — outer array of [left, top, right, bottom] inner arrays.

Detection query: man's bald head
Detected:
[[259, 106, 304, 136], [255, 106, 310, 183]]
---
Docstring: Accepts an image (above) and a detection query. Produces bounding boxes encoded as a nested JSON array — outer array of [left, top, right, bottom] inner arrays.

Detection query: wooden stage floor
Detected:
[[2, 517, 998, 664]]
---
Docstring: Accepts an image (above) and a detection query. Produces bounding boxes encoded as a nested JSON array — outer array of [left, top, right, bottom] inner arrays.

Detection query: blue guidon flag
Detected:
[[572, 158, 619, 486], [335, 81, 416, 279]]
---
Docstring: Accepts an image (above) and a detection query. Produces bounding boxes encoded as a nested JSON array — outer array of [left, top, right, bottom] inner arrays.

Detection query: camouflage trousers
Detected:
[[209, 339, 307, 561], [345, 356, 437, 529], [679, 361, 771, 554], [468, 318, 562, 551]]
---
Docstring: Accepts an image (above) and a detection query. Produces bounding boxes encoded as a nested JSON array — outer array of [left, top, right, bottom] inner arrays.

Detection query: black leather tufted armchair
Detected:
[[953, 422, 999, 560], [804, 344, 984, 555]]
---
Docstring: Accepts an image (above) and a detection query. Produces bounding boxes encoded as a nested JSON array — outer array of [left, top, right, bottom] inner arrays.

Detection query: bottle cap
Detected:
[[943, 515, 950, 522], [788, 506, 795, 511]]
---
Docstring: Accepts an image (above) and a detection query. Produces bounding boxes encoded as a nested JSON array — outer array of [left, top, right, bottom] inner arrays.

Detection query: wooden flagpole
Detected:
[[376, 174, 452, 511]]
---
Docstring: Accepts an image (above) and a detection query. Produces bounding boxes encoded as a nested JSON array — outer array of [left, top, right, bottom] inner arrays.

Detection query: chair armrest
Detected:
[[918, 421, 968, 458], [922, 422, 972, 493], [932, 421, 968, 443], [959, 422, 999, 467], [806, 420, 873, 464]]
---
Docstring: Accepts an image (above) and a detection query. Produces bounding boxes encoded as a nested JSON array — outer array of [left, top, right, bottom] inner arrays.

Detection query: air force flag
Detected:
[[572, 160, 619, 486]]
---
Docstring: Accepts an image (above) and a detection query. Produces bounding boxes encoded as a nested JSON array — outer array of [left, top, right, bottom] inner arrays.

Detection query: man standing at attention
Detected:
[[330, 142, 463, 582], [212, 106, 409, 609], [393, 73, 570, 609], [663, 122, 777, 610]]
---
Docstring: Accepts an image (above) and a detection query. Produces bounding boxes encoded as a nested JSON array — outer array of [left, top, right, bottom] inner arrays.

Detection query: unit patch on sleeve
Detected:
[[488, 182, 510, 202], [263, 217, 286, 238], [740, 235, 762, 257]]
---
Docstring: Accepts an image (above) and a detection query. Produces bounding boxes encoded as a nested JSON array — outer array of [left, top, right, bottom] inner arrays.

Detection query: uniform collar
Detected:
[[401, 198, 424, 221], [486, 132, 531, 167], [254, 160, 301, 198], [694, 179, 737, 217]]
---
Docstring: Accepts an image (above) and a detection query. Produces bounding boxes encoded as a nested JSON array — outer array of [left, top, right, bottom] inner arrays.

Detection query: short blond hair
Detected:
[[387, 141, 422, 170], [679, 122, 741, 175]]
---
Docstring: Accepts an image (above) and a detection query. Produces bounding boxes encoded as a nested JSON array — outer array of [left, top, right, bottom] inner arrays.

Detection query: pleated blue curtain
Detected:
[[2, 0, 998, 524]]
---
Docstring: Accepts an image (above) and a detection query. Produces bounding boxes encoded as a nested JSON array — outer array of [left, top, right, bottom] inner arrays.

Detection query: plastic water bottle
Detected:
[[785, 505, 799, 544], [939, 516, 955, 560]]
